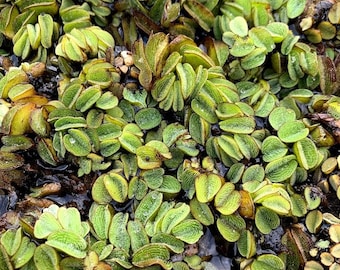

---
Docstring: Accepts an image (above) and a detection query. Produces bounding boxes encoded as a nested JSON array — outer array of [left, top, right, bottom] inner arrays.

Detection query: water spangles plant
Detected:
[[0, 203, 204, 269], [0, 0, 340, 269]]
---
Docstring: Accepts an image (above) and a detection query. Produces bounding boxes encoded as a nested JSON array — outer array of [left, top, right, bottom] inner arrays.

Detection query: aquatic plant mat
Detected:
[[0, 0, 340, 269]]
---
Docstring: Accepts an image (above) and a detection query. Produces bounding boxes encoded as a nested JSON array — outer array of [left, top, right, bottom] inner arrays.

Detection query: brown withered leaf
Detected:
[[281, 224, 314, 269]]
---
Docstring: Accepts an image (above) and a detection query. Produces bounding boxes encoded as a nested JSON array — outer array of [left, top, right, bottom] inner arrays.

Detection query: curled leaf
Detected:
[[132, 243, 172, 270]]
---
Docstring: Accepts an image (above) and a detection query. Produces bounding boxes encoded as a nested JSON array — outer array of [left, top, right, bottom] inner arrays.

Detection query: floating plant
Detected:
[[0, 0, 339, 269]]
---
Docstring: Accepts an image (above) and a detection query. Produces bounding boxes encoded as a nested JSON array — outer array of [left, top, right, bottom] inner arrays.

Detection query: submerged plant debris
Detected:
[[0, 0, 339, 269]]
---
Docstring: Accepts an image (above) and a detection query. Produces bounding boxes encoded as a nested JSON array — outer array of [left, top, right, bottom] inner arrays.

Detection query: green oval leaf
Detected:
[[180, 43, 215, 69], [0, 242, 12, 270], [142, 168, 164, 189], [46, 230, 87, 258], [261, 136, 288, 162], [217, 135, 243, 161], [306, 210, 323, 234], [151, 72, 176, 102], [255, 206, 280, 234], [266, 22, 289, 43], [190, 197, 214, 226], [34, 212, 62, 239], [89, 203, 112, 240], [217, 214, 246, 242], [293, 137, 318, 170], [227, 163, 245, 183], [254, 92, 276, 117], [288, 89, 314, 103], [0, 228, 22, 256], [277, 120, 309, 143], [63, 129, 91, 157], [128, 220, 149, 252], [281, 32, 300, 55], [265, 155, 298, 182], [95, 91, 118, 110], [162, 123, 187, 146], [229, 16, 249, 37], [195, 173, 223, 203], [91, 174, 113, 204], [214, 182, 241, 215], [151, 233, 184, 254], [242, 164, 265, 183], [183, 0, 215, 32], [161, 203, 190, 234], [119, 131, 143, 154], [135, 191, 163, 225], [287, 0, 307, 19], [103, 172, 128, 203], [1, 135, 34, 152], [290, 193, 307, 217], [132, 243, 172, 269], [144, 32, 169, 76], [128, 176, 148, 200], [249, 27, 275, 52], [57, 207, 82, 235], [216, 102, 243, 120], [109, 212, 130, 252], [171, 219, 203, 244], [136, 145, 162, 170], [156, 175, 181, 195], [240, 47, 266, 70], [34, 244, 60, 270], [237, 230, 256, 259], [230, 38, 255, 57], [251, 254, 285, 270], [269, 106, 296, 130], [61, 83, 83, 108], [97, 123, 121, 140], [75, 85, 101, 112], [12, 236, 36, 268], [261, 195, 291, 215], [135, 108, 162, 130], [219, 117, 256, 134], [191, 94, 218, 124], [235, 134, 260, 160], [189, 112, 210, 145]]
